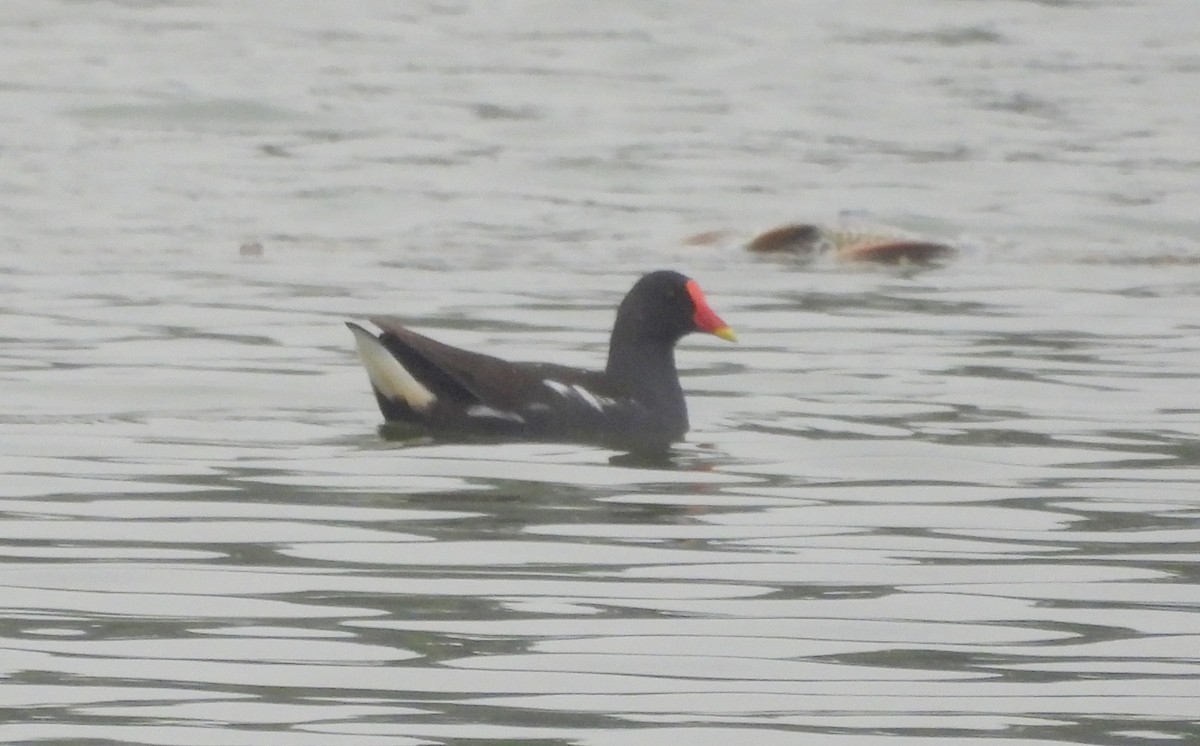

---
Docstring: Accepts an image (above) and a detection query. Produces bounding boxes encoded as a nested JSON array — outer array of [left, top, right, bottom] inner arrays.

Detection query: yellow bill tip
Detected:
[[712, 326, 737, 343]]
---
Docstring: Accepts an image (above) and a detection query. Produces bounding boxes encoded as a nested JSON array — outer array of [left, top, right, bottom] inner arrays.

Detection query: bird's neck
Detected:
[[606, 335, 685, 406]]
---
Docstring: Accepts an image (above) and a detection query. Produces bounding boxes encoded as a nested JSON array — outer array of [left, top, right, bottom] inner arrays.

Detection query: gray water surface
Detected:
[[2, 1, 1199, 744]]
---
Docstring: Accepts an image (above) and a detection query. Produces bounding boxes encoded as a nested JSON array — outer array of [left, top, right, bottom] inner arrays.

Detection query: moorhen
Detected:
[[347, 270, 736, 451]]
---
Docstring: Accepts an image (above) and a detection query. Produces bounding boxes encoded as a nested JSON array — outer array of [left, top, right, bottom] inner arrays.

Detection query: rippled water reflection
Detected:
[[3, 1, 1200, 744]]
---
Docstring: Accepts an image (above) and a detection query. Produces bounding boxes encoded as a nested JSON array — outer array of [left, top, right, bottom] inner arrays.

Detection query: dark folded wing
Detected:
[[368, 316, 607, 412]]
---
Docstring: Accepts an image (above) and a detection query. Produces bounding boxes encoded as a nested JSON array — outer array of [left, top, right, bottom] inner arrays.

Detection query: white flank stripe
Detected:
[[544, 380, 572, 397], [544, 379, 614, 412], [571, 384, 612, 412], [466, 405, 525, 423], [349, 325, 436, 411]]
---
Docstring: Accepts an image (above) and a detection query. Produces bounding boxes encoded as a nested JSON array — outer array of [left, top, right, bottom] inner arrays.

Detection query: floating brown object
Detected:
[[836, 237, 956, 264], [747, 223, 955, 264], [745, 224, 824, 256]]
